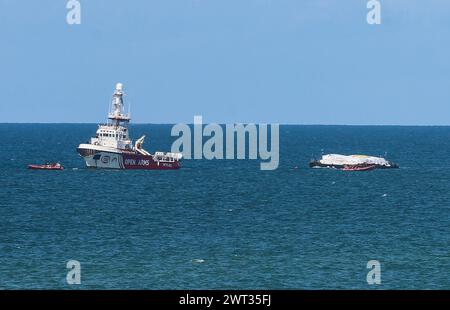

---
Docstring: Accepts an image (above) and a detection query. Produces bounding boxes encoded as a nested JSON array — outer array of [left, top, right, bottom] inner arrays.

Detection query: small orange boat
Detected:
[[28, 163, 64, 170], [342, 164, 376, 171]]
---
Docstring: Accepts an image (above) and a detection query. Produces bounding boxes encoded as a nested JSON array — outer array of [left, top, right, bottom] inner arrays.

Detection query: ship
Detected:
[[77, 83, 182, 170], [309, 154, 398, 169]]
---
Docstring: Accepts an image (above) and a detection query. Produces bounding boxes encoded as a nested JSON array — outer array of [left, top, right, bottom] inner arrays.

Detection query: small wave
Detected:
[[192, 259, 205, 263]]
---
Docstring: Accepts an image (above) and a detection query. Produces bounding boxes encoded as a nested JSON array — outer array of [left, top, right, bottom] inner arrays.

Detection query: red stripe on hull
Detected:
[[122, 153, 181, 170]]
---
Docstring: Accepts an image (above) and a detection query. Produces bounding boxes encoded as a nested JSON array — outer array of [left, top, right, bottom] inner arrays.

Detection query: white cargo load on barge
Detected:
[[310, 154, 399, 169]]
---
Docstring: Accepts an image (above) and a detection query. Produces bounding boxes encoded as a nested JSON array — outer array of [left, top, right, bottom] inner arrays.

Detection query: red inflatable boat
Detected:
[[28, 163, 64, 170], [342, 164, 376, 171]]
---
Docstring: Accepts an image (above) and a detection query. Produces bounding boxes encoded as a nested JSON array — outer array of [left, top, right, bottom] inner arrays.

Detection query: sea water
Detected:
[[0, 124, 449, 289]]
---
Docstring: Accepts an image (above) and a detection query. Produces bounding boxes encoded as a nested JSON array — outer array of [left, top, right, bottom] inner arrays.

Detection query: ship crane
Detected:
[[134, 135, 151, 156]]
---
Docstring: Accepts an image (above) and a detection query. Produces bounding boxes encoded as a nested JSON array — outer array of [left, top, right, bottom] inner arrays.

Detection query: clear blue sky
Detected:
[[1, 0, 450, 125]]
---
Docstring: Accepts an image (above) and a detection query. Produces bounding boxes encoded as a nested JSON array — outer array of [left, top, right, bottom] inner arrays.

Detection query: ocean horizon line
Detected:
[[2, 122, 450, 127]]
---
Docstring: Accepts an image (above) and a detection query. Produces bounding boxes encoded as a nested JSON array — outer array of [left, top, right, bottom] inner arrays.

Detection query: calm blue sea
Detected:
[[0, 124, 449, 289]]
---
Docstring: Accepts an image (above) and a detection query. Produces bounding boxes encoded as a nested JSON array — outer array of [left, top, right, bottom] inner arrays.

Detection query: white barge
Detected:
[[309, 154, 399, 169]]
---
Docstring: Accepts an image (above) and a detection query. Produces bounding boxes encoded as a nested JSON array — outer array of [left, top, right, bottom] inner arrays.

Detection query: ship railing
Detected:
[[154, 151, 180, 162]]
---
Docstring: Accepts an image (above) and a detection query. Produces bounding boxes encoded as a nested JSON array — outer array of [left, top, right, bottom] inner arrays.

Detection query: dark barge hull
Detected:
[[309, 161, 399, 169]]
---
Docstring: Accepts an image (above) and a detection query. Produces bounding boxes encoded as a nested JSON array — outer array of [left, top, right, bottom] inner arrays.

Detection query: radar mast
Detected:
[[108, 83, 130, 127]]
